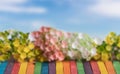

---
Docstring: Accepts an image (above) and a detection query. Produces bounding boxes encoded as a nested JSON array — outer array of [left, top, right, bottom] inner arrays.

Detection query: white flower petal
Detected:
[[0, 37, 4, 40], [67, 51, 74, 59], [78, 47, 84, 52], [78, 33, 84, 39], [90, 48, 97, 56], [28, 33, 35, 41], [8, 35, 12, 39], [72, 42, 77, 49], [81, 50, 90, 59], [93, 37, 103, 45]]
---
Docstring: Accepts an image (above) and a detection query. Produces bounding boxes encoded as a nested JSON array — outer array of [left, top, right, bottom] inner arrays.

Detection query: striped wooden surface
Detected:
[[0, 61, 119, 74]]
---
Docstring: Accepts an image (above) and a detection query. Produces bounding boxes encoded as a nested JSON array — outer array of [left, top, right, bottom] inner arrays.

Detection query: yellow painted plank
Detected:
[[56, 61, 64, 74], [97, 61, 108, 74], [18, 62, 28, 74]]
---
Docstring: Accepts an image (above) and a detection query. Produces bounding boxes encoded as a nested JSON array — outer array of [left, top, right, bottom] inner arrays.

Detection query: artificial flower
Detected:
[[13, 39, 20, 47], [93, 37, 103, 45], [10, 31, 40, 62], [32, 26, 69, 61], [93, 53, 101, 60], [106, 45, 112, 51], [1, 27, 120, 62], [65, 32, 97, 61], [117, 42, 120, 48], [116, 54, 120, 60], [101, 52, 109, 61], [0, 31, 12, 62]]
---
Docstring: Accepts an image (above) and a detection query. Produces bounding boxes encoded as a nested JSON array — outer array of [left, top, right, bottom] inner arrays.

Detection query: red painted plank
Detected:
[[70, 61, 78, 74], [90, 61, 100, 74], [11, 62, 20, 74]]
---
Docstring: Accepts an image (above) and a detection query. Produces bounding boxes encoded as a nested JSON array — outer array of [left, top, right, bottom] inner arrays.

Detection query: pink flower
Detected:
[[57, 51, 65, 61], [50, 38, 58, 45], [64, 32, 71, 38], [56, 31, 63, 37], [32, 26, 67, 61], [54, 44, 59, 50], [40, 26, 51, 32], [54, 51, 65, 60], [34, 41, 40, 46], [32, 31, 40, 39], [45, 47, 51, 52], [45, 40, 50, 46], [49, 54, 56, 61], [61, 41, 68, 48], [39, 44, 45, 51], [45, 34, 50, 40]]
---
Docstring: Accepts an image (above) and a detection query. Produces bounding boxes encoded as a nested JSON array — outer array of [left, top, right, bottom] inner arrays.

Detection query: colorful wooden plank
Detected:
[[76, 61, 85, 74], [2, 61, 120, 74], [63, 61, 70, 74], [11, 62, 20, 74], [18, 62, 28, 74], [104, 61, 116, 74], [56, 61, 64, 74], [0, 61, 8, 74], [34, 62, 42, 74], [97, 61, 108, 74], [4, 61, 14, 74], [113, 61, 120, 74], [90, 61, 100, 74], [83, 61, 93, 74], [26, 62, 35, 74], [70, 61, 78, 74], [41, 62, 48, 74], [49, 62, 56, 74]]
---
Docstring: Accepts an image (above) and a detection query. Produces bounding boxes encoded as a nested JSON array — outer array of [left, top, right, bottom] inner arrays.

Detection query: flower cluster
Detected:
[[0, 31, 12, 62], [1, 26, 120, 62], [65, 33, 98, 61], [105, 32, 120, 60], [10, 31, 41, 62], [32, 26, 69, 61], [0, 30, 41, 62], [93, 32, 120, 61], [93, 41, 111, 61], [32, 27, 100, 61]]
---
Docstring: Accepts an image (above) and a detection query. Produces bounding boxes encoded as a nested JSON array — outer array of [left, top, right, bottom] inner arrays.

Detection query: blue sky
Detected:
[[0, 0, 120, 38]]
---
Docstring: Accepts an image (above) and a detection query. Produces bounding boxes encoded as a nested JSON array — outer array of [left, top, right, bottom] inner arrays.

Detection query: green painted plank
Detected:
[[34, 62, 42, 74], [77, 61, 85, 74], [113, 61, 120, 74]]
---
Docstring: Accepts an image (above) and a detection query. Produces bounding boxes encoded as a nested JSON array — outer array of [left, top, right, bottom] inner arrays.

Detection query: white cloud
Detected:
[[0, 5, 47, 13], [88, 0, 120, 17], [0, 0, 47, 14], [0, 20, 53, 32], [0, 0, 26, 5], [31, 21, 53, 29]]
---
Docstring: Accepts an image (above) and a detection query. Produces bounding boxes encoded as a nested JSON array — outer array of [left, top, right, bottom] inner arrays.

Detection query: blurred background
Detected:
[[0, 0, 120, 38]]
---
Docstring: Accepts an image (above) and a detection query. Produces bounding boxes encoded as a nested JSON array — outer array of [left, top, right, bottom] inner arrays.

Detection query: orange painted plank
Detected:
[[63, 61, 70, 74], [26, 62, 35, 74], [104, 61, 116, 74]]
